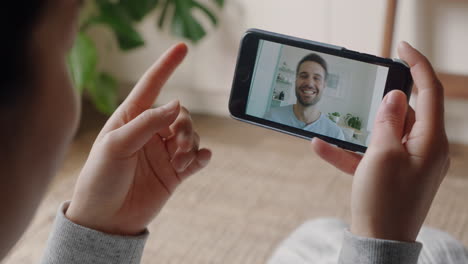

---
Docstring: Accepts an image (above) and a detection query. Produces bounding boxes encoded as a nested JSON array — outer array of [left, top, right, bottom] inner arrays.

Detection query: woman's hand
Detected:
[[66, 43, 212, 235], [312, 42, 450, 242]]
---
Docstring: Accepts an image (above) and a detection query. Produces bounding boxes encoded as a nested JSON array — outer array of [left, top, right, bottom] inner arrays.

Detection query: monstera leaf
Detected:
[[94, 0, 145, 50], [159, 0, 222, 43], [119, 0, 159, 21], [70, 0, 225, 115]]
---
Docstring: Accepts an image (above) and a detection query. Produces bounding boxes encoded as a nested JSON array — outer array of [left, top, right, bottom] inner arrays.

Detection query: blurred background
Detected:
[[83, 0, 468, 143], [4, 0, 468, 263]]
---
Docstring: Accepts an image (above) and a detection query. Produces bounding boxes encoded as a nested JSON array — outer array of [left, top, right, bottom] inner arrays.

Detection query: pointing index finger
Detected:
[[123, 42, 188, 112]]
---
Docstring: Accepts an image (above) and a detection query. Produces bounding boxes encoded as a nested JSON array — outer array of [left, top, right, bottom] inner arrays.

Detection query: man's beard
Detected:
[[296, 85, 322, 107]]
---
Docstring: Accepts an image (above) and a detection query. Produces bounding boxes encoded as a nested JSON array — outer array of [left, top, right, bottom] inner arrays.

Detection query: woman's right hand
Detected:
[[66, 43, 212, 236], [312, 42, 450, 242]]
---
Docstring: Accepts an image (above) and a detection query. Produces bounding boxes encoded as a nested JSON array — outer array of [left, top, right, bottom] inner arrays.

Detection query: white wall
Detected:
[[246, 41, 281, 117], [393, 0, 468, 75]]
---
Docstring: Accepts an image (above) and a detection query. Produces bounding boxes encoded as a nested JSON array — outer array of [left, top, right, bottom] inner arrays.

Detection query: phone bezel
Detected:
[[229, 29, 413, 153]]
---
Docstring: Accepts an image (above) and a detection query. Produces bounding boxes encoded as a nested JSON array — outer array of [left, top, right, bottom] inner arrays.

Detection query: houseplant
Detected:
[[69, 0, 225, 114], [328, 112, 341, 123], [345, 113, 362, 131]]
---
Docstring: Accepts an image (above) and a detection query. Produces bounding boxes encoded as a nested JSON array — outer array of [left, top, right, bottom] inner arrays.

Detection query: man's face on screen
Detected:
[[295, 61, 326, 107]]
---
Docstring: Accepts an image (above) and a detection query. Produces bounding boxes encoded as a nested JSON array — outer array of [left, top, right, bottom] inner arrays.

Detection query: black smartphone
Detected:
[[229, 28, 413, 153]]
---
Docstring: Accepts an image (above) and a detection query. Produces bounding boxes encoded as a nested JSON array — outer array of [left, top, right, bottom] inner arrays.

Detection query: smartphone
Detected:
[[229, 28, 413, 153]]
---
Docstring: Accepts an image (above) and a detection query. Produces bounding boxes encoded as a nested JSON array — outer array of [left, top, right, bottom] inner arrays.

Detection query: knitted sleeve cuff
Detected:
[[40, 201, 148, 264], [338, 229, 422, 264]]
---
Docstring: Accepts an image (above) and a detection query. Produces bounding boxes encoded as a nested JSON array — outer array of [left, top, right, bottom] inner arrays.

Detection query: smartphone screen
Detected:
[[247, 39, 391, 147], [230, 29, 412, 153]]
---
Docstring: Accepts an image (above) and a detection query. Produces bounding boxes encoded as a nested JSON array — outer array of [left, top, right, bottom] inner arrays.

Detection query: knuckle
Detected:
[[431, 78, 444, 96], [368, 146, 406, 165], [430, 133, 449, 153], [101, 130, 118, 146], [376, 113, 403, 128], [180, 114, 193, 125], [141, 109, 161, 124], [380, 148, 406, 161], [99, 131, 123, 154], [180, 106, 190, 115], [179, 107, 193, 123], [141, 109, 155, 121], [177, 117, 193, 133], [434, 78, 443, 90], [421, 136, 450, 171]]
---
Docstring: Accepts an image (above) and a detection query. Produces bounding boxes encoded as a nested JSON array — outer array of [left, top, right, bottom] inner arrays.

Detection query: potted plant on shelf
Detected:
[[70, 0, 225, 115], [345, 113, 362, 131], [328, 112, 341, 124]]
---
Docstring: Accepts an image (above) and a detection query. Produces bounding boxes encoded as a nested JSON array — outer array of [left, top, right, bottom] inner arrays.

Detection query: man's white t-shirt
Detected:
[[264, 104, 345, 141]]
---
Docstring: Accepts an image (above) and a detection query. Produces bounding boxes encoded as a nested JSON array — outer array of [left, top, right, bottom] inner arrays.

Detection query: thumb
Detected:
[[369, 90, 408, 149], [103, 100, 180, 157]]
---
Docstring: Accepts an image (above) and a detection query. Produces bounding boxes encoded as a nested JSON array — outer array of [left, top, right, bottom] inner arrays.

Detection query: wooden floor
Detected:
[[4, 108, 468, 263]]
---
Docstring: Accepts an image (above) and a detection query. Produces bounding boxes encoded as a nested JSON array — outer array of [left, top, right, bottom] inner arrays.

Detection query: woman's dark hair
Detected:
[[0, 2, 46, 106]]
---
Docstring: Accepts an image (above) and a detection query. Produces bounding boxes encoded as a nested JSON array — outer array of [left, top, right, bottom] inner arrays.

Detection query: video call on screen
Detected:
[[246, 40, 390, 147]]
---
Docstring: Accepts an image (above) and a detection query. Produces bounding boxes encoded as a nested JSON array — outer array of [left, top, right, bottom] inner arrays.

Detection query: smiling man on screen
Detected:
[[265, 53, 345, 140]]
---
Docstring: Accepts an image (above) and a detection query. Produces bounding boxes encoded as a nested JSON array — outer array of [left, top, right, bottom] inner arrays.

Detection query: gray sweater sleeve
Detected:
[[40, 202, 148, 264], [338, 229, 422, 264]]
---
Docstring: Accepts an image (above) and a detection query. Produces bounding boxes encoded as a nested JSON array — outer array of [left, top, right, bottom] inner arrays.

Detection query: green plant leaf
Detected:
[[192, 1, 217, 25], [213, 0, 224, 7], [347, 116, 362, 130], [119, 0, 159, 22], [68, 32, 98, 93], [158, 0, 223, 41], [171, 0, 206, 42], [95, 0, 145, 50], [158, 0, 171, 28], [87, 72, 119, 115]]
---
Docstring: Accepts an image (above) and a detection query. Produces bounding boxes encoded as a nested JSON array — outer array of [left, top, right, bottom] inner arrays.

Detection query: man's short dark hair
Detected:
[[296, 53, 328, 80]]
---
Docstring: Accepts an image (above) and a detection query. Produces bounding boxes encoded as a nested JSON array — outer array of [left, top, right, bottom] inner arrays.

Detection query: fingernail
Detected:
[[177, 42, 188, 53], [175, 165, 186, 173], [198, 158, 210, 167], [386, 90, 404, 105], [171, 157, 184, 173], [162, 100, 179, 113], [398, 41, 412, 51]]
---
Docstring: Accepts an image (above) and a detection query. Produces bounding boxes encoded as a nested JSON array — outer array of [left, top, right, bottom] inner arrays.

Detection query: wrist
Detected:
[[65, 202, 115, 234], [65, 201, 147, 236], [350, 217, 418, 242], [65, 202, 103, 231]]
